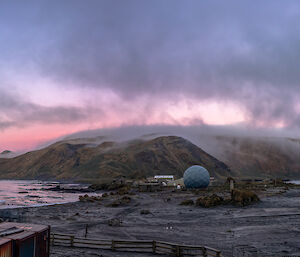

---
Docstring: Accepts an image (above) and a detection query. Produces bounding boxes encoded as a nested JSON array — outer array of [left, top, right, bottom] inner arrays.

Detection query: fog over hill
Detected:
[[1, 125, 300, 180], [58, 125, 300, 179]]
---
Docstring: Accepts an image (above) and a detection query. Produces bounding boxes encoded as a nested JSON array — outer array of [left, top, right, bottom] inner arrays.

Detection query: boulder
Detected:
[[116, 186, 130, 195], [106, 196, 131, 207], [140, 209, 151, 215], [121, 196, 131, 204], [106, 200, 122, 207], [79, 194, 102, 202], [196, 194, 224, 208], [180, 199, 194, 206], [231, 189, 260, 206], [89, 180, 126, 191], [108, 218, 122, 226]]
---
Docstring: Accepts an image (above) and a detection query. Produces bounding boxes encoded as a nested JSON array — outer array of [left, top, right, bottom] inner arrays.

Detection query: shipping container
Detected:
[[6, 231, 35, 257], [0, 238, 12, 257], [0, 223, 50, 257]]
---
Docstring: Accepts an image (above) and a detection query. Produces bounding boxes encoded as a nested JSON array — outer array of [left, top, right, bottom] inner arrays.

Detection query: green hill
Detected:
[[0, 136, 232, 181]]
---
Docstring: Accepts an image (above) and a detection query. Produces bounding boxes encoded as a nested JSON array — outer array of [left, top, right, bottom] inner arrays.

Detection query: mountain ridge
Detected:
[[0, 136, 232, 181]]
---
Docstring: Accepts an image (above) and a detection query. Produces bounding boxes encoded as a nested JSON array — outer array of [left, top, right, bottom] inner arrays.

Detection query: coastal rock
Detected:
[[102, 193, 108, 197], [116, 186, 130, 195], [89, 180, 126, 191], [196, 194, 224, 208], [121, 196, 131, 204], [106, 200, 122, 207], [106, 196, 131, 207], [140, 209, 151, 215], [108, 218, 122, 226], [79, 194, 102, 202], [180, 199, 194, 206], [231, 189, 260, 206]]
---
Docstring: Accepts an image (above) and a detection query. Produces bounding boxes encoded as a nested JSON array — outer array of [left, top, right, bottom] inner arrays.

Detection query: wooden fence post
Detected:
[[176, 245, 181, 256], [202, 247, 208, 257], [70, 235, 74, 247], [111, 240, 115, 251], [85, 224, 88, 238], [152, 241, 156, 253]]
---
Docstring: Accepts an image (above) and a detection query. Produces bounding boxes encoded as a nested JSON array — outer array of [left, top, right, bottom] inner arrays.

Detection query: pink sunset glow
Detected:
[[0, 95, 247, 152], [1, 1, 299, 153]]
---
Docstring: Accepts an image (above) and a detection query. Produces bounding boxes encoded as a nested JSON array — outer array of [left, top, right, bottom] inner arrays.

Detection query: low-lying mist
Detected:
[[61, 125, 300, 163]]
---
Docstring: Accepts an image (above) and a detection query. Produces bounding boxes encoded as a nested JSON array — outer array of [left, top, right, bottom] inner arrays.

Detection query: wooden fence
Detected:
[[50, 233, 223, 257]]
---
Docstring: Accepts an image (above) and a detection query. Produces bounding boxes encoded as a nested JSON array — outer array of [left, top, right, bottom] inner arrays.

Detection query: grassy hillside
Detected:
[[206, 136, 300, 179], [0, 136, 232, 181]]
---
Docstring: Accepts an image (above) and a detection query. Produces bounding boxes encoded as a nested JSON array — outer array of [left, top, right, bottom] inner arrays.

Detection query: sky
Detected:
[[1, 0, 300, 151]]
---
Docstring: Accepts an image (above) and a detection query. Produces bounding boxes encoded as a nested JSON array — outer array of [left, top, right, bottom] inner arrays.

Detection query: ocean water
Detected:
[[0, 180, 95, 208], [288, 180, 300, 185]]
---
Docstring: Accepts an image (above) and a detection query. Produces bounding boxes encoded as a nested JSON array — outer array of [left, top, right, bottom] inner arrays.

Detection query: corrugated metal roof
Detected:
[[0, 223, 48, 234], [0, 239, 11, 246], [5, 231, 35, 241], [0, 227, 24, 237], [154, 175, 174, 179]]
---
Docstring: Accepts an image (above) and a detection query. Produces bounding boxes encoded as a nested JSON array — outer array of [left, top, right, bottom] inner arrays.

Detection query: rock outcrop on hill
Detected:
[[0, 150, 13, 157]]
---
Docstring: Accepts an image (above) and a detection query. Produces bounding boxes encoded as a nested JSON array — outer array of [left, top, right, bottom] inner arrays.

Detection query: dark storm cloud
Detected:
[[0, 90, 89, 130], [1, 0, 300, 128]]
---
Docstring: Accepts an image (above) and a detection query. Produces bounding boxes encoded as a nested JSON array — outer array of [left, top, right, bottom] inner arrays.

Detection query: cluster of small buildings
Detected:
[[138, 165, 214, 191]]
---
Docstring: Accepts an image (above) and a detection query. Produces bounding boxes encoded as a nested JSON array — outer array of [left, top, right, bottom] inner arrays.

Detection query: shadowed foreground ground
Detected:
[[0, 188, 299, 257]]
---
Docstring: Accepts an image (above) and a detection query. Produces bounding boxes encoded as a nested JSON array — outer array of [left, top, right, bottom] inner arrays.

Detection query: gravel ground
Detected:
[[0, 187, 299, 257]]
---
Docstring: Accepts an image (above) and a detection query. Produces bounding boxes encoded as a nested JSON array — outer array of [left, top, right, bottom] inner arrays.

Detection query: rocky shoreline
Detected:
[[0, 182, 299, 257]]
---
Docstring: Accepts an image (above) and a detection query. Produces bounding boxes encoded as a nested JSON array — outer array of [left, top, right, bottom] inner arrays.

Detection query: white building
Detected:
[[154, 175, 174, 181]]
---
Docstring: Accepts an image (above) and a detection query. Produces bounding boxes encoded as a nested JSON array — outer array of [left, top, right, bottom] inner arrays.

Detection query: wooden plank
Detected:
[[52, 233, 74, 237], [156, 240, 177, 246], [180, 245, 204, 249], [114, 245, 153, 248], [52, 235, 72, 239], [73, 239, 111, 245], [53, 242, 71, 247], [111, 249, 153, 253], [114, 241, 153, 245], [205, 246, 222, 252], [114, 244, 152, 247], [206, 250, 221, 257], [156, 244, 174, 250], [52, 238, 71, 242], [52, 239, 70, 243], [66, 234, 108, 241], [155, 247, 173, 254], [73, 243, 111, 249], [115, 245, 152, 249]]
